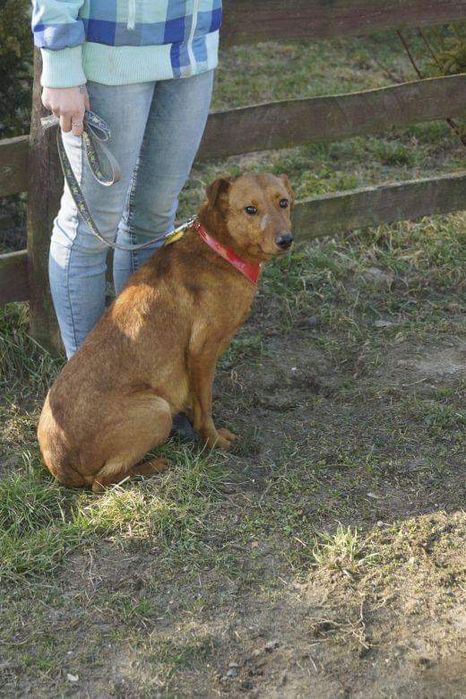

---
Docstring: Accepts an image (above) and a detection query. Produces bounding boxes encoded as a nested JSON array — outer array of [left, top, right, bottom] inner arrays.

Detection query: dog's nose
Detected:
[[275, 233, 294, 250]]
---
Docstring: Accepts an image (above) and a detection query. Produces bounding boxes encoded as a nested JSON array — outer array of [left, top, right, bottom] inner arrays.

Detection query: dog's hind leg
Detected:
[[91, 456, 169, 493], [91, 396, 172, 493], [132, 458, 169, 477]]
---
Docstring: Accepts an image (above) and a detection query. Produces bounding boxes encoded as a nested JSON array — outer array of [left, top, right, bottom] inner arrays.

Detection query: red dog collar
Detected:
[[192, 220, 261, 285]]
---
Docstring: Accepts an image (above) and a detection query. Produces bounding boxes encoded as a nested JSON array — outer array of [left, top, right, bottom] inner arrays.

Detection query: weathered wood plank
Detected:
[[199, 74, 466, 159], [0, 136, 29, 197], [0, 250, 30, 304], [293, 171, 466, 240], [222, 0, 466, 45], [26, 50, 63, 354]]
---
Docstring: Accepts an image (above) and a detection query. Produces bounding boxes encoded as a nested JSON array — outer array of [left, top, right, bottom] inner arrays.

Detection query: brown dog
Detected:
[[38, 173, 294, 492]]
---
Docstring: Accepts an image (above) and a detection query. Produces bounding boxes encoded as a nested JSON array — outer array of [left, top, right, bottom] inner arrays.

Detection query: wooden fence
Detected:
[[1, 0, 466, 352]]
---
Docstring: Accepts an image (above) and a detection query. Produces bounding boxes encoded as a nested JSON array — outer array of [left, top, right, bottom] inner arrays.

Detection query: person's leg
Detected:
[[113, 70, 214, 292], [49, 81, 155, 358]]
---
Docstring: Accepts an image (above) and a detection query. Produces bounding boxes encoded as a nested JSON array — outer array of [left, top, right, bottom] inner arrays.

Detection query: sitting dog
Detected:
[[38, 173, 294, 492]]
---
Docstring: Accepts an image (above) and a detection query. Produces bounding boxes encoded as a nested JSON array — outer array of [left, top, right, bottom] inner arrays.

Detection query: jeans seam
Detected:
[[127, 163, 139, 273]]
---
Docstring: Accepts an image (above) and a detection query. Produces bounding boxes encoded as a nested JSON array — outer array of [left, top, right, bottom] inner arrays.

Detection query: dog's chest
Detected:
[[221, 291, 254, 328]]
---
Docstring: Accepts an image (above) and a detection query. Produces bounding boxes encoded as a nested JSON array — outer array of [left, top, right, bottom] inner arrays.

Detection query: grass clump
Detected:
[[0, 304, 61, 393], [312, 525, 378, 575], [0, 469, 79, 581], [76, 446, 224, 545]]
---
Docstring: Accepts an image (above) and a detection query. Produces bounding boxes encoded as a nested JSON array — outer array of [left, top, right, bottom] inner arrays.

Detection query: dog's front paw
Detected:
[[209, 427, 238, 450], [217, 427, 238, 443]]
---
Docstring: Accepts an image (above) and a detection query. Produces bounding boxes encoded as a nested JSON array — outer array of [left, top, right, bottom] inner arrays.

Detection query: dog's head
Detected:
[[201, 173, 295, 263]]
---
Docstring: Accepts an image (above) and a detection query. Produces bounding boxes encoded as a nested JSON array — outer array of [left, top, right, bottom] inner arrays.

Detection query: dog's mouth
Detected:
[[275, 241, 294, 255]]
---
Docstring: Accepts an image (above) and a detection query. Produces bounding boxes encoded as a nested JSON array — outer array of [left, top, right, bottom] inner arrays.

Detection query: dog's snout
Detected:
[[275, 232, 294, 250]]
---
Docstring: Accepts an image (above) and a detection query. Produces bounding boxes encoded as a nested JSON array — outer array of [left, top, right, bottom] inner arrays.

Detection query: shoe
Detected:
[[169, 413, 199, 443]]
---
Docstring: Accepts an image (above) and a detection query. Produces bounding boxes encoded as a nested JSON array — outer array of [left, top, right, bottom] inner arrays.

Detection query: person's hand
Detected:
[[41, 85, 90, 136]]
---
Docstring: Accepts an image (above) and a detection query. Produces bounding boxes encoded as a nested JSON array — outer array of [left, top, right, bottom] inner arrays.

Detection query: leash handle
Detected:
[[41, 111, 121, 186], [40, 111, 191, 253]]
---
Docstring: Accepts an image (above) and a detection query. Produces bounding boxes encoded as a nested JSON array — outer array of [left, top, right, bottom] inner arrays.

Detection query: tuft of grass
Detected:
[[0, 470, 79, 581], [75, 446, 224, 545], [219, 331, 264, 369], [428, 24, 466, 76], [0, 304, 61, 393], [405, 397, 466, 437], [312, 525, 378, 574]]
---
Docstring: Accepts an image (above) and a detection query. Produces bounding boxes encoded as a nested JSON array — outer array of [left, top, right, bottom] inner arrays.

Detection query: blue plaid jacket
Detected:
[[32, 1, 223, 88]]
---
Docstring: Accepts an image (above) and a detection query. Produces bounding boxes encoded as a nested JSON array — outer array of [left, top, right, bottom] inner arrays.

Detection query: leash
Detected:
[[40, 111, 195, 251]]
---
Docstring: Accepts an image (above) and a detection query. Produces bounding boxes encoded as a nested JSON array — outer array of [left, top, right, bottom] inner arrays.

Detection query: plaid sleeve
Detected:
[[31, 1, 87, 88]]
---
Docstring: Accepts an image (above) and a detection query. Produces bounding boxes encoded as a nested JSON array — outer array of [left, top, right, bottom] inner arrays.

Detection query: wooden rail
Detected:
[[294, 171, 466, 240], [222, 0, 466, 44], [199, 74, 466, 159]]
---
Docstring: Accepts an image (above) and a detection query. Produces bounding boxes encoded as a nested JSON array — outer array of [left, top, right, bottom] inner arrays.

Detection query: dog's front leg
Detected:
[[189, 350, 237, 450]]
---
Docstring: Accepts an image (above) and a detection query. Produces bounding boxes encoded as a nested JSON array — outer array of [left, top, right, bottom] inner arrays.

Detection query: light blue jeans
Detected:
[[49, 70, 214, 358]]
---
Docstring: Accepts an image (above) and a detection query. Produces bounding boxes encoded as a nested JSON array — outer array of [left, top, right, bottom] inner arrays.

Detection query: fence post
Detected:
[[26, 49, 63, 355]]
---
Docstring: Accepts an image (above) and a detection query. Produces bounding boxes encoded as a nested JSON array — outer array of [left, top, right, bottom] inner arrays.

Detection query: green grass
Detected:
[[0, 304, 60, 393], [0, 445, 228, 583], [0, 470, 77, 579]]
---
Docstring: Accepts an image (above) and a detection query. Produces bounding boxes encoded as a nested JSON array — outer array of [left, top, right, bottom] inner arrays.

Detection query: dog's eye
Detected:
[[245, 206, 258, 215], [279, 199, 289, 209]]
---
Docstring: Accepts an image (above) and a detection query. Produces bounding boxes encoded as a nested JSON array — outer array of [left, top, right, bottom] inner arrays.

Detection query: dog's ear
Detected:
[[280, 174, 295, 207], [206, 177, 232, 209]]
